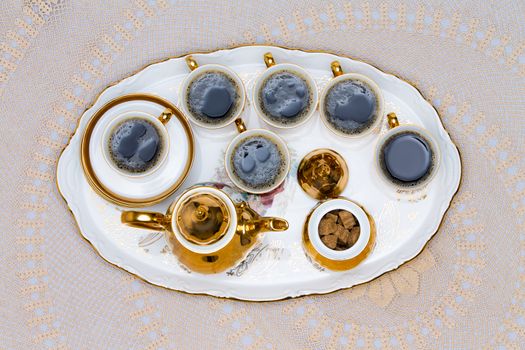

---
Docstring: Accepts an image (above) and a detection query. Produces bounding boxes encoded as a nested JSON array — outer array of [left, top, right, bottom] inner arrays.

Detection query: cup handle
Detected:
[[387, 112, 400, 128], [158, 108, 173, 124], [185, 55, 199, 71], [263, 52, 276, 68], [234, 118, 247, 133], [331, 60, 344, 77], [121, 211, 169, 231]]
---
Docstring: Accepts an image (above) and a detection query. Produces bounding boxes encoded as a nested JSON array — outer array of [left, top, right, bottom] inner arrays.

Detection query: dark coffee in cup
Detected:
[[259, 71, 312, 126], [230, 134, 286, 191], [186, 71, 241, 125], [379, 131, 435, 187], [324, 78, 380, 135], [108, 118, 163, 174]]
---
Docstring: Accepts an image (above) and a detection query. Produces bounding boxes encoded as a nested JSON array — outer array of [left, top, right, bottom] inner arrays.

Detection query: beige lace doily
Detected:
[[1, 1, 524, 348]]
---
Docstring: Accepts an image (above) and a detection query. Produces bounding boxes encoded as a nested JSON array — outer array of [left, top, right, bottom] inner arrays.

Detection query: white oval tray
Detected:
[[57, 46, 461, 301]]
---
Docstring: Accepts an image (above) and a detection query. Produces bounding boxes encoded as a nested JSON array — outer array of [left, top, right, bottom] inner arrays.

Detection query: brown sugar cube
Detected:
[[334, 225, 350, 244], [348, 226, 360, 246], [337, 237, 349, 247], [319, 217, 337, 236], [321, 234, 338, 249], [325, 212, 338, 222], [338, 210, 356, 229]]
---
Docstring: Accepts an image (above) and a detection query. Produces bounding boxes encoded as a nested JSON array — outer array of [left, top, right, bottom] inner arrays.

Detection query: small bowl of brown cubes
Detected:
[[303, 198, 376, 271]]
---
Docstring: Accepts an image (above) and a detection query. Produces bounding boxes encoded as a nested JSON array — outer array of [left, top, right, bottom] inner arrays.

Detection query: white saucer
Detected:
[[89, 100, 191, 200], [79, 94, 194, 207]]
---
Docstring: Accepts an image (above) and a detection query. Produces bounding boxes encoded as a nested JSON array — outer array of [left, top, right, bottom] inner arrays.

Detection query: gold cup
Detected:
[[121, 186, 288, 274], [297, 149, 349, 200]]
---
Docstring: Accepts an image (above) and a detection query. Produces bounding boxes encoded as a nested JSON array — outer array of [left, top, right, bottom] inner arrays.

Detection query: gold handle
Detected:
[[387, 112, 400, 128], [235, 118, 247, 133], [121, 211, 169, 231], [331, 60, 344, 77], [263, 52, 276, 68], [185, 55, 199, 71], [158, 108, 173, 124]]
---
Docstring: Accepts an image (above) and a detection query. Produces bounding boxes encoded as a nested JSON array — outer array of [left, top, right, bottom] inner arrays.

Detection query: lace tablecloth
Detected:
[[1, 1, 524, 348]]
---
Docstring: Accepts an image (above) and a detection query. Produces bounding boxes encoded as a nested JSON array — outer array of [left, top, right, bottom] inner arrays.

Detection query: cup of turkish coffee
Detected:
[[319, 61, 384, 138], [375, 113, 440, 191], [180, 56, 246, 129], [102, 109, 171, 177], [253, 52, 318, 129], [224, 119, 290, 194]]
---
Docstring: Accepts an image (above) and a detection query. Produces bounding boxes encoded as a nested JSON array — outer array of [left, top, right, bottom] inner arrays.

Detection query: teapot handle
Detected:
[[121, 211, 169, 231]]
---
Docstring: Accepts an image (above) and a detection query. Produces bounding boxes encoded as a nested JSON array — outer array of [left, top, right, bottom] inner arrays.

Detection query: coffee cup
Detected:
[[224, 119, 290, 194], [375, 112, 440, 191], [101, 109, 171, 177], [253, 52, 318, 129], [319, 61, 384, 138], [179, 56, 246, 129], [80, 93, 194, 207]]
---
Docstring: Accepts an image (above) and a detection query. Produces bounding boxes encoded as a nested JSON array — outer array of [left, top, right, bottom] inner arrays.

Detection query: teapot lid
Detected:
[[175, 191, 231, 245], [297, 149, 349, 200]]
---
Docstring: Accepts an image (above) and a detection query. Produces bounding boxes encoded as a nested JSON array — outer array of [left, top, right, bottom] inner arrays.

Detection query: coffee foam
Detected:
[[108, 118, 163, 174], [230, 135, 286, 191], [324, 78, 379, 135], [258, 70, 313, 126], [186, 71, 240, 125]]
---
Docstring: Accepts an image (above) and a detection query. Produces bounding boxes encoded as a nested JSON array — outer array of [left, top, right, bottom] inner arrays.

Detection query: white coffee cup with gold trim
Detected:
[[252, 52, 318, 129], [375, 112, 441, 192], [319, 61, 384, 138], [224, 119, 291, 194], [101, 110, 170, 177], [179, 56, 246, 129]]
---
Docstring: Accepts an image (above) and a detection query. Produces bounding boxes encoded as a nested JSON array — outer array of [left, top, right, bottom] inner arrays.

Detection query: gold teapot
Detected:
[[121, 184, 288, 274]]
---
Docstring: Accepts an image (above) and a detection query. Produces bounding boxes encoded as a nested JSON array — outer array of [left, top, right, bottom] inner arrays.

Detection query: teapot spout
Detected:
[[235, 201, 288, 239], [240, 217, 288, 241], [258, 217, 289, 232]]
